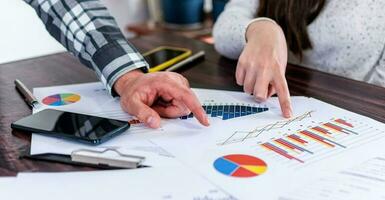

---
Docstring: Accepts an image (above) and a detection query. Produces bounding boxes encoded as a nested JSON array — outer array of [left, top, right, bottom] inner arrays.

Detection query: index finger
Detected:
[[165, 85, 209, 126], [274, 73, 292, 118], [180, 88, 210, 126]]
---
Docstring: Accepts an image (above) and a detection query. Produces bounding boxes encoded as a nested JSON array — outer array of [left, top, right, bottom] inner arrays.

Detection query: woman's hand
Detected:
[[114, 70, 209, 128], [236, 20, 292, 118]]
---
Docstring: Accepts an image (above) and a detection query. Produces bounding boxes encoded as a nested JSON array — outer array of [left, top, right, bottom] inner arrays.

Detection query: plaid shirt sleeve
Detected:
[[24, 0, 149, 96]]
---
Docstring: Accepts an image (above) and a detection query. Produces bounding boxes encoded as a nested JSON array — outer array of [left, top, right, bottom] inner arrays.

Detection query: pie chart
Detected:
[[42, 93, 81, 106], [213, 154, 267, 178]]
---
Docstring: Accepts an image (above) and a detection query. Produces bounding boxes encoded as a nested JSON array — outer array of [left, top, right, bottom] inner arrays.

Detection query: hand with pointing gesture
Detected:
[[114, 70, 210, 128], [236, 20, 292, 118]]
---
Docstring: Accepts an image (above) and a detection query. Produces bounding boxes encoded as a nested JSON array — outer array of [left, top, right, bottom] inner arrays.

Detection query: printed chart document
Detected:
[[32, 82, 275, 122], [30, 82, 278, 158], [0, 166, 235, 200], [152, 98, 385, 199], [27, 82, 385, 199], [280, 155, 385, 200]]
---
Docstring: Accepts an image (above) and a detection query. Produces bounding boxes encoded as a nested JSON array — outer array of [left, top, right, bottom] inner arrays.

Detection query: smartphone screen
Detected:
[[12, 109, 129, 144], [144, 48, 186, 68]]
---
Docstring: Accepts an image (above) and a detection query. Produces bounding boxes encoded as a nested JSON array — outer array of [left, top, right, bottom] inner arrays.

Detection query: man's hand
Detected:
[[114, 70, 210, 128], [236, 20, 292, 118]]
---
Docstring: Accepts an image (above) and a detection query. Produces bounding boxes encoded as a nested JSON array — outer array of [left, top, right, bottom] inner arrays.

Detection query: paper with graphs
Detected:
[[26, 82, 385, 199]]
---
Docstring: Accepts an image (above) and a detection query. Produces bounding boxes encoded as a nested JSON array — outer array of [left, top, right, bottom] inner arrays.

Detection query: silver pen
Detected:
[[14, 79, 40, 109], [166, 51, 205, 72]]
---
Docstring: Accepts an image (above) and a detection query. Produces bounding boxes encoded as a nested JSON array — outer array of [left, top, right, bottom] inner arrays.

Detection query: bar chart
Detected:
[[180, 104, 268, 121], [258, 118, 384, 165]]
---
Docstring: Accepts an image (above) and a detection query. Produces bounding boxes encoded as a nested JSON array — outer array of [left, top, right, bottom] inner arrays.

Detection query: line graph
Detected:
[[218, 111, 314, 146]]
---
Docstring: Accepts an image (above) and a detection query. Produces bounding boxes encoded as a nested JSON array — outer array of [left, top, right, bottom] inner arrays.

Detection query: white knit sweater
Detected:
[[213, 0, 385, 87]]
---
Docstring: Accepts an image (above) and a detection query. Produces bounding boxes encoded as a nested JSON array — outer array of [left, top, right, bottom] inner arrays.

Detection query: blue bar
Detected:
[[206, 105, 212, 114], [218, 106, 223, 116], [241, 105, 247, 116], [235, 106, 240, 112], [235, 105, 240, 117], [246, 106, 252, 114], [229, 113, 235, 119], [218, 105, 224, 116], [224, 105, 229, 112], [211, 105, 218, 117], [252, 107, 258, 113], [212, 105, 218, 112], [229, 105, 234, 114], [212, 105, 218, 117], [241, 106, 246, 112]]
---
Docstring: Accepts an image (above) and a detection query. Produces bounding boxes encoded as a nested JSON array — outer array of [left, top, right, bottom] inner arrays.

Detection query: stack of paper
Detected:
[[2, 82, 384, 200]]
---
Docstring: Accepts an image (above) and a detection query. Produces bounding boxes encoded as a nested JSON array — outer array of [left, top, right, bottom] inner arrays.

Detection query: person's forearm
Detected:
[[24, 0, 148, 95], [246, 19, 283, 43], [213, 0, 259, 59]]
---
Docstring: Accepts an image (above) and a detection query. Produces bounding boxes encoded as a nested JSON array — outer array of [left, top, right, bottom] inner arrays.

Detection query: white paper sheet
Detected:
[[151, 98, 385, 199], [280, 155, 385, 200], [32, 82, 276, 121], [0, 166, 235, 200], [28, 82, 385, 199], [30, 82, 280, 160]]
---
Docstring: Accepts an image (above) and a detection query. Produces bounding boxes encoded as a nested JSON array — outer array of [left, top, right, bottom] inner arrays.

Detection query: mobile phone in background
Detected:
[[143, 46, 192, 72]]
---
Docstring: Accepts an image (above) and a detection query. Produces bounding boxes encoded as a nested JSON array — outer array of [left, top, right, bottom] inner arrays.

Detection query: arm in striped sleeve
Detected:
[[24, 0, 149, 95]]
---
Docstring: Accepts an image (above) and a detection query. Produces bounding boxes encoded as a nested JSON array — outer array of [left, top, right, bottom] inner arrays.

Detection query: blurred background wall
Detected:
[[0, 0, 229, 64]]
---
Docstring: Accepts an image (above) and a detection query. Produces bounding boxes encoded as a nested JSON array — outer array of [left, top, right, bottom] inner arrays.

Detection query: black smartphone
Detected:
[[11, 109, 129, 145], [143, 46, 191, 72]]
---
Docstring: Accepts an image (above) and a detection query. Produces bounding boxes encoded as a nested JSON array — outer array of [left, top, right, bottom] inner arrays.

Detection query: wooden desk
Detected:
[[0, 33, 384, 176]]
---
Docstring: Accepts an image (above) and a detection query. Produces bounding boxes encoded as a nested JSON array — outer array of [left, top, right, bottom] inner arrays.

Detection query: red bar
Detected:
[[275, 139, 296, 150], [262, 143, 292, 160], [335, 119, 353, 127], [300, 131, 335, 147], [287, 134, 308, 144], [312, 126, 331, 135], [324, 123, 344, 132], [261, 143, 304, 163]]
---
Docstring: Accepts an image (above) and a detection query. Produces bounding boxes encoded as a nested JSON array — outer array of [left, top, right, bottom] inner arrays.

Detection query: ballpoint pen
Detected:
[[14, 79, 40, 109], [166, 51, 205, 72]]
